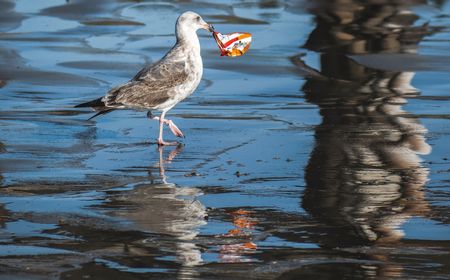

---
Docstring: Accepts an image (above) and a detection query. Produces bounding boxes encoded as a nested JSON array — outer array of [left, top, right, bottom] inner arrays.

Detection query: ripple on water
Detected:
[[0, 0, 448, 279]]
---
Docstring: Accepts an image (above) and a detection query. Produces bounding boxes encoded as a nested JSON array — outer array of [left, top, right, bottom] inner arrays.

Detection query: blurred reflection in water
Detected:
[[109, 146, 206, 276], [299, 0, 432, 248], [218, 209, 258, 263], [0, 143, 7, 221], [0, 142, 4, 186]]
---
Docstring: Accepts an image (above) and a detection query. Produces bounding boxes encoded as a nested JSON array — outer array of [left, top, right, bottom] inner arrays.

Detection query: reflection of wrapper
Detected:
[[213, 32, 252, 57]]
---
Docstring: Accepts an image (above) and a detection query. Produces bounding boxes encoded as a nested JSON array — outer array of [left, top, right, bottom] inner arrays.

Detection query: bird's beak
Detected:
[[202, 23, 215, 33]]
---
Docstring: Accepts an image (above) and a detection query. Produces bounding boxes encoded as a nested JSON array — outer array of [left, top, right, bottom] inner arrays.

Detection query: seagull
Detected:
[[75, 11, 214, 146]]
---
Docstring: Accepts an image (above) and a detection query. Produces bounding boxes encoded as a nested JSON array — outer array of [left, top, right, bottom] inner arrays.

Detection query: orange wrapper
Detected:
[[213, 31, 252, 57]]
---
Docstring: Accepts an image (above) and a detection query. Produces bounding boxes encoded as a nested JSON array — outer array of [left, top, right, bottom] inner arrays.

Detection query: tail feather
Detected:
[[87, 108, 115, 120], [75, 97, 104, 108], [75, 97, 115, 120]]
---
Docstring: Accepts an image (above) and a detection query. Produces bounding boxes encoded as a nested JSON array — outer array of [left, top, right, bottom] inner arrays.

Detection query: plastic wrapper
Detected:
[[213, 32, 252, 57]]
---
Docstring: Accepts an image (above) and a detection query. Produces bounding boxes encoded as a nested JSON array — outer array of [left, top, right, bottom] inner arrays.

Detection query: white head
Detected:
[[175, 11, 214, 44]]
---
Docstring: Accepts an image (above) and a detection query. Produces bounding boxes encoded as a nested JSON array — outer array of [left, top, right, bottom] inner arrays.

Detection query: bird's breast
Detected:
[[181, 52, 203, 93]]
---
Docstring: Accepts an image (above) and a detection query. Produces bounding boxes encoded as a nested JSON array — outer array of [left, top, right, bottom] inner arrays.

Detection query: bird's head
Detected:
[[176, 11, 214, 42]]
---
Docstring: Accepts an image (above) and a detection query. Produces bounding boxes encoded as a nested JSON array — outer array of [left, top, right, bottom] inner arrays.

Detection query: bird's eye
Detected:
[[196, 16, 200, 21]]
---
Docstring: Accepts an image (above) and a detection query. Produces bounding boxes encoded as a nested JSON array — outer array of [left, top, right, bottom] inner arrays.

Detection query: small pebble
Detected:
[[235, 171, 249, 177], [185, 171, 200, 177]]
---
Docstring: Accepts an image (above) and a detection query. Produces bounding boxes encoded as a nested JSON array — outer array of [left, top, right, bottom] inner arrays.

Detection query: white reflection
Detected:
[[112, 145, 206, 272]]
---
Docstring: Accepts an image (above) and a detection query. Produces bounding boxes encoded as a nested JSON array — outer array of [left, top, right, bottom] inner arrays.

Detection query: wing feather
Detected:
[[104, 57, 189, 109]]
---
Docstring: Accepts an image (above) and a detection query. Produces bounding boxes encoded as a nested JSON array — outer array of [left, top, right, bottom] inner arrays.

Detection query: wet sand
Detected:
[[0, 0, 449, 279]]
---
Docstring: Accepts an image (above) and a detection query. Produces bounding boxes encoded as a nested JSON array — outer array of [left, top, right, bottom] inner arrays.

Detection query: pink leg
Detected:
[[155, 111, 180, 146], [152, 116, 184, 138], [166, 119, 184, 138]]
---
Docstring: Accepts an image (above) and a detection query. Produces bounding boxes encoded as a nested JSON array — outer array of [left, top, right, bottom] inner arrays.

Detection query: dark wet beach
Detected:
[[0, 0, 449, 279]]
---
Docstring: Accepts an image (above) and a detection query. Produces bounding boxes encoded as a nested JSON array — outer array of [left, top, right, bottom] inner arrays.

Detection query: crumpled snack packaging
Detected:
[[213, 32, 252, 57]]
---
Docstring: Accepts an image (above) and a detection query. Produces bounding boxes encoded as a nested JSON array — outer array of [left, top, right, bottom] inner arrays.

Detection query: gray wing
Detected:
[[133, 44, 187, 81], [104, 58, 188, 109]]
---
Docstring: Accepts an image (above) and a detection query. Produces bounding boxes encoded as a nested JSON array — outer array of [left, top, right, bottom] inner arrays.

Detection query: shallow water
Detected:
[[0, 0, 449, 279]]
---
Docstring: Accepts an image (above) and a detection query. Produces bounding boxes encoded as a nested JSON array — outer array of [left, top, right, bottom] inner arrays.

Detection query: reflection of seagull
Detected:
[[75, 11, 214, 146], [111, 145, 206, 267]]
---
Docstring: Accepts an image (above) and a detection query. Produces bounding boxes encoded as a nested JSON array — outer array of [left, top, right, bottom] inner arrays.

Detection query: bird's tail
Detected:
[[75, 97, 104, 108], [75, 97, 115, 120], [87, 108, 115, 120]]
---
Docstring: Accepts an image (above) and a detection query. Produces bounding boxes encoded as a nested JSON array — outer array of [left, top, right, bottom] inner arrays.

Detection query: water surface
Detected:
[[0, 0, 449, 279]]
